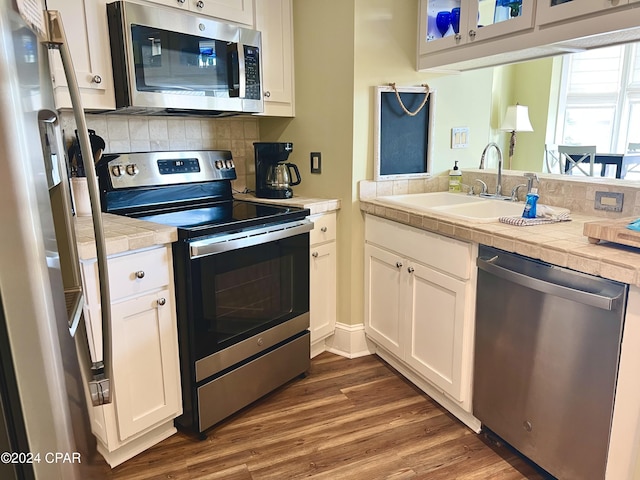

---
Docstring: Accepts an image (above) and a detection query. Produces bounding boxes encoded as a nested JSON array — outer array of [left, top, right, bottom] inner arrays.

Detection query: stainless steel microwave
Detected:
[[106, 1, 263, 115]]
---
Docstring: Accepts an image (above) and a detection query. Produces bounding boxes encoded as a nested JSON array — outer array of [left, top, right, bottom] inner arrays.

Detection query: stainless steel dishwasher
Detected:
[[474, 245, 628, 480]]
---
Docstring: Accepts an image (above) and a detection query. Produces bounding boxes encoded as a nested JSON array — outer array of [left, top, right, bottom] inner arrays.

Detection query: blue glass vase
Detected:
[[435, 11, 451, 37], [451, 7, 461, 34]]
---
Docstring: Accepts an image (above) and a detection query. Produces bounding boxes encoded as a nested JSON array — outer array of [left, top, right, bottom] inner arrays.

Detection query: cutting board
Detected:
[[583, 217, 640, 247]]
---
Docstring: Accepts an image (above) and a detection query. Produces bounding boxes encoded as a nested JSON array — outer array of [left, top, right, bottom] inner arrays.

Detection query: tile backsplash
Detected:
[[60, 112, 260, 193]]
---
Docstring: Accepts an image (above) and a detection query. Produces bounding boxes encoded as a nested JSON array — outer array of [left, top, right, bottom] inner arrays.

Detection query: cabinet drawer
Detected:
[[309, 212, 336, 245], [365, 215, 472, 280], [108, 248, 171, 300], [83, 247, 171, 304]]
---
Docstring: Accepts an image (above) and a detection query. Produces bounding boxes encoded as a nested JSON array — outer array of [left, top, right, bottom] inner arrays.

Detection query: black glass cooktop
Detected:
[[133, 200, 309, 240]]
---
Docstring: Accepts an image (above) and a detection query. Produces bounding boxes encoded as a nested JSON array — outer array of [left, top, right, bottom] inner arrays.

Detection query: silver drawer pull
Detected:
[[157, 298, 166, 306], [321, 226, 328, 232], [135, 270, 145, 279], [407, 266, 414, 273], [196, 0, 204, 7], [396, 262, 403, 268], [312, 251, 319, 258]]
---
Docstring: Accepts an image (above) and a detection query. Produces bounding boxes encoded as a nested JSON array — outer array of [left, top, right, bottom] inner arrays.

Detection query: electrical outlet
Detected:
[[595, 191, 624, 212], [451, 127, 469, 149], [311, 152, 322, 174]]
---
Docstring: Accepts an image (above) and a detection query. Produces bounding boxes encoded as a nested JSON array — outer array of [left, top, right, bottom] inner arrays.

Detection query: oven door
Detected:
[[187, 221, 311, 374]]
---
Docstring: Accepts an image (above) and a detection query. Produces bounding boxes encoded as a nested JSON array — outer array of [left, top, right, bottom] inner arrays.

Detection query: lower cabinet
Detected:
[[309, 212, 337, 356], [79, 245, 182, 467], [364, 215, 478, 426]]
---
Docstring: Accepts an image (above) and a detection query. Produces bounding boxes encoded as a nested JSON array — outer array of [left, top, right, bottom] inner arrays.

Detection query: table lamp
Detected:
[[501, 104, 533, 169]]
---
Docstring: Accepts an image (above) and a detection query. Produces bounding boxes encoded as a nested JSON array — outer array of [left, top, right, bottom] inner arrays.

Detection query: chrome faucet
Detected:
[[479, 142, 504, 197]]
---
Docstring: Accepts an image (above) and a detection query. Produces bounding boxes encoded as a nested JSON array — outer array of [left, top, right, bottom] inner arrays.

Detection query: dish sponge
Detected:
[[628, 218, 640, 232]]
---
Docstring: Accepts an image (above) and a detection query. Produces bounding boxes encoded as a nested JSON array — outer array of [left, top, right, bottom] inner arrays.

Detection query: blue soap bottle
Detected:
[[522, 188, 539, 219]]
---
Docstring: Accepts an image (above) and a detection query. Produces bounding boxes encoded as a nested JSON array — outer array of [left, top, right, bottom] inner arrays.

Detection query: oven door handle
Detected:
[[190, 219, 313, 258]]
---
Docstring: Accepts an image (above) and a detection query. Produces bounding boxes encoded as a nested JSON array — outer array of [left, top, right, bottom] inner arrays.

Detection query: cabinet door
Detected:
[[310, 242, 336, 343], [47, 0, 115, 111], [364, 244, 404, 357], [111, 289, 181, 441], [418, 0, 534, 55], [255, 0, 295, 116], [404, 261, 467, 401], [189, 0, 254, 25], [536, 0, 628, 26]]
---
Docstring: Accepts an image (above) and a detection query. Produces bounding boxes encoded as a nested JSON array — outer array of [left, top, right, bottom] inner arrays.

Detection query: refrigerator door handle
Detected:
[[44, 11, 113, 406]]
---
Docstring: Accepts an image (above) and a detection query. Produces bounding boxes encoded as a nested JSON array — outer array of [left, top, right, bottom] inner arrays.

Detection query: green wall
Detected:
[[260, 0, 497, 327]]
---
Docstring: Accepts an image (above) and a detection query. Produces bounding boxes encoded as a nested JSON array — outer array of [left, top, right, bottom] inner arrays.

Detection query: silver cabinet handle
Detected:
[[321, 226, 327, 232], [92, 75, 102, 84], [454, 33, 462, 41], [157, 298, 166, 306], [396, 262, 403, 268], [196, 0, 204, 8], [264, 91, 271, 98], [135, 270, 145, 279], [469, 30, 477, 38], [312, 251, 319, 258], [407, 266, 415, 273], [177, 0, 185, 3]]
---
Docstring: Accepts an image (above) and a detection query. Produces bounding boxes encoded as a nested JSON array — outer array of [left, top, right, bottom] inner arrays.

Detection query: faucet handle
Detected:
[[473, 179, 487, 195], [511, 184, 528, 202]]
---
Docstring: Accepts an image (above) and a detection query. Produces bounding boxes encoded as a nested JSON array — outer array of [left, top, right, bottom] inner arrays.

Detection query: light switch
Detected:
[[451, 127, 469, 149]]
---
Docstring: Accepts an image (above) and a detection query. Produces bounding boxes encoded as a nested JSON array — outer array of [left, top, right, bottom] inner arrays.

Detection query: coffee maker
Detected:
[[254, 142, 301, 199]]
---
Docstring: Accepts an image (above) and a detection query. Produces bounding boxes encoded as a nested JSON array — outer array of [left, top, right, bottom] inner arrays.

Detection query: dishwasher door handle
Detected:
[[477, 257, 622, 311]]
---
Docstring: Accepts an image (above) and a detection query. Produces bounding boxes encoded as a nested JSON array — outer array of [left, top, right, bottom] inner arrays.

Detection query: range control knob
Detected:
[[225, 160, 234, 169], [111, 165, 124, 177], [125, 164, 139, 176], [215, 160, 223, 169]]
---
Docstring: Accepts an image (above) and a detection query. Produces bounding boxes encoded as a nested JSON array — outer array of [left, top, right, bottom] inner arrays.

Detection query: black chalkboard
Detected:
[[377, 88, 432, 177]]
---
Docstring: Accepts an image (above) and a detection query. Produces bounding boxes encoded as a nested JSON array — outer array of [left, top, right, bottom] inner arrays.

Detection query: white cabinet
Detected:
[[47, 0, 115, 111], [418, 0, 535, 56], [79, 245, 181, 467], [536, 0, 629, 26], [364, 215, 476, 408], [146, 0, 254, 25], [309, 212, 337, 355], [255, 0, 295, 116]]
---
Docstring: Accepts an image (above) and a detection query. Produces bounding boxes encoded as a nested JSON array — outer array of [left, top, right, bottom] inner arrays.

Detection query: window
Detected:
[[557, 43, 640, 153]]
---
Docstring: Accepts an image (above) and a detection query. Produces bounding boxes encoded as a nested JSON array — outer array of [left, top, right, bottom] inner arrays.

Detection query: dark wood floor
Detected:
[[95, 352, 552, 479]]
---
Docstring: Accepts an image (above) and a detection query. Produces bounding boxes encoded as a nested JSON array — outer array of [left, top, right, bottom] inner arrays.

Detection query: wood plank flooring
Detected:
[[96, 352, 553, 479]]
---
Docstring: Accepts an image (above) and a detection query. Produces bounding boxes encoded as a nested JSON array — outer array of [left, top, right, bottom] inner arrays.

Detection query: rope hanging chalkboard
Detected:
[[374, 84, 435, 180], [390, 83, 431, 116]]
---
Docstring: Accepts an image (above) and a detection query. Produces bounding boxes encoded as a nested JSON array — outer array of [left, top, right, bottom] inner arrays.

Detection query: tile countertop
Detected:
[[234, 193, 341, 215], [74, 213, 178, 261], [360, 197, 640, 288]]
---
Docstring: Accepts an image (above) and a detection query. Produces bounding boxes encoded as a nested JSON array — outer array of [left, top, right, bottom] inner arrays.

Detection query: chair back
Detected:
[[558, 145, 597, 176], [544, 144, 562, 174]]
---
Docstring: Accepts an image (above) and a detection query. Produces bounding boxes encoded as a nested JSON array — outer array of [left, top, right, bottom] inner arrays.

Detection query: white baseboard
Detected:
[[323, 323, 375, 359]]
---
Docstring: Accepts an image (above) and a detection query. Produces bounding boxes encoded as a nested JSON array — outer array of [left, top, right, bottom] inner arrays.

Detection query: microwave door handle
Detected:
[[237, 43, 246, 99], [45, 10, 113, 407]]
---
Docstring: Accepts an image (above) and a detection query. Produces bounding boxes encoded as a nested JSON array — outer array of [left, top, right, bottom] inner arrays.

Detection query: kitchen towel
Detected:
[[499, 212, 571, 226]]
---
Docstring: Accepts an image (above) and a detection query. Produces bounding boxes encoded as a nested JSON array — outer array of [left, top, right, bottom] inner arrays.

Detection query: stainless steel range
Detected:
[[96, 150, 312, 436]]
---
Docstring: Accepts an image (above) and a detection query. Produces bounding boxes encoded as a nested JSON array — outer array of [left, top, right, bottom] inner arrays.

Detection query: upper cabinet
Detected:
[[255, 0, 295, 117], [537, 0, 632, 26], [418, 0, 640, 72], [146, 0, 254, 26], [48, 0, 116, 111], [418, 0, 534, 56], [48, 0, 294, 116]]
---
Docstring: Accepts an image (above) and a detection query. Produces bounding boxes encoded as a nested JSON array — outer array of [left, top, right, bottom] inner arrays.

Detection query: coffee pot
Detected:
[[265, 162, 301, 190], [254, 142, 302, 199]]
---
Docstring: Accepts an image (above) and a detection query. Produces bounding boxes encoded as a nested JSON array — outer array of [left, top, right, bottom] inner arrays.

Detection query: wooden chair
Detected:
[[558, 145, 597, 176]]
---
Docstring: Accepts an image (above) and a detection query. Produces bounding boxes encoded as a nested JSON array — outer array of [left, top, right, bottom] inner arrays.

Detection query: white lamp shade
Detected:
[[500, 104, 533, 132]]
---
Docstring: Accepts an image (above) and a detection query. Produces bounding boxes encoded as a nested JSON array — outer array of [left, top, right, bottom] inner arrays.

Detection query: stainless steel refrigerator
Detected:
[[0, 1, 112, 478]]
